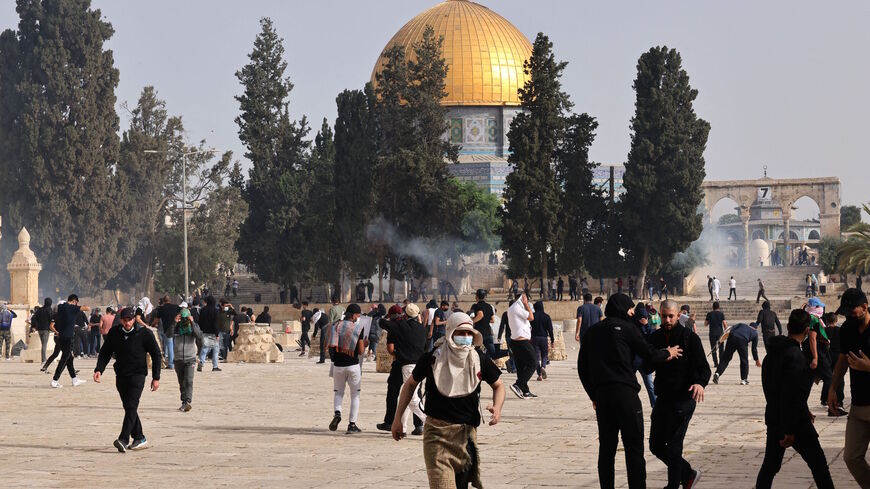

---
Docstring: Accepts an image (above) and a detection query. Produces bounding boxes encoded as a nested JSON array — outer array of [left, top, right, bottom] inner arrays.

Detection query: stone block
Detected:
[[282, 320, 301, 333], [375, 330, 392, 373], [228, 324, 283, 363], [274, 332, 300, 348]]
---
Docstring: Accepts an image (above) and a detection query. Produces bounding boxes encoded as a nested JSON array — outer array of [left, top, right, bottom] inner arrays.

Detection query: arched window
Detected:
[[808, 230, 820, 240], [751, 230, 765, 240]]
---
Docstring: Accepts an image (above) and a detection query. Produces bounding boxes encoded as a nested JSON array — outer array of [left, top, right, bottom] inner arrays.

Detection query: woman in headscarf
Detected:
[[578, 293, 681, 489], [391, 312, 505, 489]]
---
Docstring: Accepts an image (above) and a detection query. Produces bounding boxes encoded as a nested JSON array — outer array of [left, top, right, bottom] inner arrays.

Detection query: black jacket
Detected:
[[199, 298, 219, 335], [756, 309, 782, 338], [648, 324, 711, 400], [579, 317, 670, 402], [761, 336, 813, 434], [95, 324, 162, 380], [530, 301, 554, 341]]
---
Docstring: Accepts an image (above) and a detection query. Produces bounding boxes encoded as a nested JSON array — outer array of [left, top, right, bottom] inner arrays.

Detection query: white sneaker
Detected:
[[71, 378, 87, 387], [50, 380, 62, 388]]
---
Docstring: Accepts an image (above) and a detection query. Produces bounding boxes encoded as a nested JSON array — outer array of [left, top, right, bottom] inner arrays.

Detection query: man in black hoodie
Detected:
[[579, 294, 682, 489], [756, 301, 782, 349], [94, 308, 162, 453], [755, 309, 834, 488], [531, 301, 554, 381], [648, 300, 710, 489]]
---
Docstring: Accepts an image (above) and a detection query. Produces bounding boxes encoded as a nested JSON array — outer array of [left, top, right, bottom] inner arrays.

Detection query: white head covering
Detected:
[[138, 297, 153, 316], [431, 312, 483, 398]]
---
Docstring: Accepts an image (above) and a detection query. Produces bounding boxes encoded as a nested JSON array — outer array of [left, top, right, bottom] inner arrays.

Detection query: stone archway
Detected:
[[701, 177, 840, 268]]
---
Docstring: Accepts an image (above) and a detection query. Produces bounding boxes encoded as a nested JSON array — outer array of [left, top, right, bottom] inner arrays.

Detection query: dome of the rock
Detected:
[[371, 0, 533, 107]]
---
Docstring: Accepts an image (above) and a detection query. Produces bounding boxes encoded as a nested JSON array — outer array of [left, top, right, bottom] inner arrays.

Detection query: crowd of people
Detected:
[[12, 281, 870, 488]]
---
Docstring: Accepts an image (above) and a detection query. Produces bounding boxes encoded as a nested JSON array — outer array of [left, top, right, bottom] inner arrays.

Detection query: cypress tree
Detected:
[[0, 0, 123, 293], [501, 33, 571, 286], [622, 46, 710, 287]]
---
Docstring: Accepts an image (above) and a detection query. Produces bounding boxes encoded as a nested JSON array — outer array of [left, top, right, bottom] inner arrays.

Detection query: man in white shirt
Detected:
[[728, 276, 737, 301], [507, 293, 536, 399], [712, 276, 721, 301]]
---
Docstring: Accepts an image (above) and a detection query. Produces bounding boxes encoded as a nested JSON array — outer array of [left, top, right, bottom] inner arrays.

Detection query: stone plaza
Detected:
[[0, 335, 858, 488]]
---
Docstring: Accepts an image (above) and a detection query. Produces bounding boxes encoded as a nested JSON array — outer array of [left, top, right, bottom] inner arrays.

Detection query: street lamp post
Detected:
[[144, 147, 217, 302]]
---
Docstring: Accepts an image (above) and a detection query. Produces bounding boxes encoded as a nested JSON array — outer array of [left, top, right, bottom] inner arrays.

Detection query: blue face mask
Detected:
[[453, 335, 473, 347]]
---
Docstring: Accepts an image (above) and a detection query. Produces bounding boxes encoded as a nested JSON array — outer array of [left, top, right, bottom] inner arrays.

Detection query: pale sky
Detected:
[[3, 0, 868, 215]]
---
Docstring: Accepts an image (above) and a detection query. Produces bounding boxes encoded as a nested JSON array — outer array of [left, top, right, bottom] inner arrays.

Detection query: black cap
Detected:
[[346, 303, 362, 316], [119, 307, 135, 320], [837, 288, 867, 316], [836, 288, 868, 316]]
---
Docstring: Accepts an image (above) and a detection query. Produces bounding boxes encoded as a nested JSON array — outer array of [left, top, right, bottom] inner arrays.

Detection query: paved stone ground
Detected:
[[0, 339, 859, 488]]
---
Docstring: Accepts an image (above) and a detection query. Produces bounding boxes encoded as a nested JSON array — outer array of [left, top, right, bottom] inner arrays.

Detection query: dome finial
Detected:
[[18, 227, 30, 248]]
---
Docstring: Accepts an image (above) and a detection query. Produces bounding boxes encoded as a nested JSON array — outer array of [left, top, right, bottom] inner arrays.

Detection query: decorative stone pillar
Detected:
[[7, 228, 41, 308], [740, 209, 751, 269], [782, 210, 792, 266]]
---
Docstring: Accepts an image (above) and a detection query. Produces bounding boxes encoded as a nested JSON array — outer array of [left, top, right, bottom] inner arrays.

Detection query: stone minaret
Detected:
[[7, 227, 41, 308]]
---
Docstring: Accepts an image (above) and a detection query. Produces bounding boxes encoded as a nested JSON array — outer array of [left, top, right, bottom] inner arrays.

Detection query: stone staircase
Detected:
[[688, 266, 843, 297]]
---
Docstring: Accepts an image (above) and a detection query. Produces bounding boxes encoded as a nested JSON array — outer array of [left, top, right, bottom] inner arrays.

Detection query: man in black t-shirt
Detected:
[[392, 312, 505, 488], [50, 295, 91, 388], [470, 289, 496, 356], [704, 302, 727, 368], [829, 288, 870, 487]]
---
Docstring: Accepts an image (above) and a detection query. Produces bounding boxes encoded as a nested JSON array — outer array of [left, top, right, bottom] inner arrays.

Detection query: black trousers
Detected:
[[650, 398, 696, 488], [595, 384, 646, 489], [755, 425, 834, 489], [52, 337, 76, 381], [116, 374, 146, 444], [812, 343, 833, 403], [300, 329, 310, 349], [716, 336, 748, 380], [318, 331, 327, 362], [708, 336, 724, 367], [383, 362, 422, 428], [756, 289, 769, 303], [43, 338, 62, 370], [728, 287, 737, 300], [511, 340, 536, 394]]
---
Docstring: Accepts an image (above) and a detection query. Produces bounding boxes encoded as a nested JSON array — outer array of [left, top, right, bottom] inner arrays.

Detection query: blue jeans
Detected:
[[88, 328, 101, 355], [159, 331, 175, 365], [199, 335, 220, 369], [219, 332, 230, 360]]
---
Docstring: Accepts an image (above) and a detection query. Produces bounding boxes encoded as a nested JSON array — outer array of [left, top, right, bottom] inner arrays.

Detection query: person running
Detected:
[[94, 307, 162, 452], [648, 300, 709, 489], [377, 304, 426, 435], [391, 312, 505, 488], [712, 322, 761, 385], [728, 276, 737, 301], [507, 292, 537, 399], [530, 300, 554, 381], [756, 301, 783, 349], [326, 303, 366, 434], [704, 301, 727, 368], [829, 288, 870, 486], [579, 293, 681, 489], [755, 309, 835, 489], [50, 295, 90, 388], [757, 278, 769, 303], [169, 307, 202, 412]]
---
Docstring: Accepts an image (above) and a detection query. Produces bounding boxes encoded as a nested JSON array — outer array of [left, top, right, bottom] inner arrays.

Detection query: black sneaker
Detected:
[[411, 427, 424, 436], [212, 367, 222, 372], [346, 423, 361, 434], [329, 411, 342, 431], [684, 468, 701, 489], [509, 383, 524, 399], [828, 407, 848, 417], [376, 423, 391, 432], [541, 368, 547, 380], [316, 360, 325, 364], [113, 438, 127, 453], [712, 373, 719, 384], [128, 438, 148, 450], [197, 363, 203, 372], [523, 391, 538, 398]]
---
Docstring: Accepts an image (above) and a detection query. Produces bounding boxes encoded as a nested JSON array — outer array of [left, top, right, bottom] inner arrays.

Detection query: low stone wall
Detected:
[[228, 324, 284, 363]]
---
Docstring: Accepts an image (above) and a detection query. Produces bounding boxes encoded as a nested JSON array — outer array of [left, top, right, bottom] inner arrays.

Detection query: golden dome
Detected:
[[371, 0, 532, 106]]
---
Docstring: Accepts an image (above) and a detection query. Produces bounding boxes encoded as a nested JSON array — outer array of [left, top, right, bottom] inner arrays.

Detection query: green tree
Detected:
[[838, 204, 870, 275], [718, 214, 741, 225], [819, 235, 845, 275], [334, 88, 378, 280], [841, 205, 862, 232], [555, 113, 601, 275], [621, 46, 710, 289], [453, 180, 502, 255], [501, 32, 571, 285], [372, 25, 459, 290], [110, 87, 185, 296], [0, 0, 123, 293], [234, 17, 310, 286]]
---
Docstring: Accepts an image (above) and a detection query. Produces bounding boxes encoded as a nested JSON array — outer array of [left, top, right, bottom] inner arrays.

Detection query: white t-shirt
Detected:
[[508, 300, 532, 340], [729, 278, 736, 288]]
